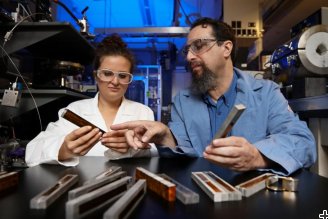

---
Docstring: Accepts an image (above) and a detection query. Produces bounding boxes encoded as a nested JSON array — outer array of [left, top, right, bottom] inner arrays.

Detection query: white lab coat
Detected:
[[25, 93, 158, 167]]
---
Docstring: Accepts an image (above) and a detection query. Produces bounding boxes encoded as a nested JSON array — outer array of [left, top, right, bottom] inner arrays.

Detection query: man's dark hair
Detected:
[[190, 17, 236, 61]]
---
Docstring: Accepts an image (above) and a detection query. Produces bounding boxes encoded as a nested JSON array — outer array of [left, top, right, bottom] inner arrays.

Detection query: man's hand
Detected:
[[110, 120, 176, 149], [58, 126, 102, 161], [203, 136, 269, 171]]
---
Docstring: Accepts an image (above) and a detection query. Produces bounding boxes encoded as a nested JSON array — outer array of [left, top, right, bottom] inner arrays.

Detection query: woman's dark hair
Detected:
[[190, 17, 236, 61], [93, 34, 135, 73]]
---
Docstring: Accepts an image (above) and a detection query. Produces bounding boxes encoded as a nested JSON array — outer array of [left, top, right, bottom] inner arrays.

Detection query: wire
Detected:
[[177, 0, 192, 26], [53, 0, 83, 28], [18, 3, 32, 18], [24, 1, 34, 17], [3, 12, 44, 47], [1, 12, 44, 79], [0, 43, 43, 132], [0, 10, 54, 132]]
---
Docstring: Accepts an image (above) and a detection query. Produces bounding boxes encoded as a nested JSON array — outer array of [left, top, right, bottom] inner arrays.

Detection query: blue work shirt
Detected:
[[158, 68, 316, 176], [204, 72, 237, 139]]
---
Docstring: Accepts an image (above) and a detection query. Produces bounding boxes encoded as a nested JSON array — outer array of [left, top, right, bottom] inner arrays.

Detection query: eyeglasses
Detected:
[[95, 69, 133, 84], [182, 38, 218, 56]]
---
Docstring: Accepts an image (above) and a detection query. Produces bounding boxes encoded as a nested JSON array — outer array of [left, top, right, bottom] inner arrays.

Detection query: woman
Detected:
[[25, 34, 158, 167]]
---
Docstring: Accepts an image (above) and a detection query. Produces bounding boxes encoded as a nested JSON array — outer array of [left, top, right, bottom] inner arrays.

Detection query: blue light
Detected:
[[54, 0, 222, 58], [55, 0, 177, 33]]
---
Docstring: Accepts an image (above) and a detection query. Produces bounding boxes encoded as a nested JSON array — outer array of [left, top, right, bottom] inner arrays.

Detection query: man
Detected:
[[111, 17, 316, 175]]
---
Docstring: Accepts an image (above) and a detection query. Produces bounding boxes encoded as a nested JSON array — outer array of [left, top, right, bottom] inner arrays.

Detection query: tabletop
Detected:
[[1, 156, 328, 219]]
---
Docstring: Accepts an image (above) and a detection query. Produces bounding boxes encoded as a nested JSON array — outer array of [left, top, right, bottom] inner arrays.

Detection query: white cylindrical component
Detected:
[[298, 25, 328, 75]]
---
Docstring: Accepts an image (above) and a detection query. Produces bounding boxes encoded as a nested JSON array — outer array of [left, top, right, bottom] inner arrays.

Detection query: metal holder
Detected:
[[68, 171, 126, 200], [0, 171, 19, 193], [265, 175, 299, 192], [158, 173, 199, 204], [83, 166, 122, 185], [191, 171, 241, 202], [135, 167, 176, 202], [61, 109, 106, 134], [30, 174, 79, 209], [103, 179, 147, 219], [235, 173, 276, 197], [66, 176, 132, 219], [214, 104, 246, 139]]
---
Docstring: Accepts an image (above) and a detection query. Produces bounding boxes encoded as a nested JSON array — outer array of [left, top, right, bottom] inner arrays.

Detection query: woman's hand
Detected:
[[110, 120, 176, 149], [101, 130, 138, 153], [58, 126, 102, 161]]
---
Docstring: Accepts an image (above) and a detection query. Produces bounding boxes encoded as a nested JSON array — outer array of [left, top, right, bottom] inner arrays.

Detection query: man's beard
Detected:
[[189, 62, 218, 95]]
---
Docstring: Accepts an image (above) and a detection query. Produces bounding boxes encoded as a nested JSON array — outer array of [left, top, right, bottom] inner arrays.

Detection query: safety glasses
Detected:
[[95, 69, 133, 84]]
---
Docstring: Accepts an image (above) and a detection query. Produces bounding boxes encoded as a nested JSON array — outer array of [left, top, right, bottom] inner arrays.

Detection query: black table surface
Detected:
[[1, 157, 328, 219]]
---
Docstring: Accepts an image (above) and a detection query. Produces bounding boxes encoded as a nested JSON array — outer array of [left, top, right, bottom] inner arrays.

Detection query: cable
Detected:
[[24, 1, 34, 17], [53, 0, 83, 28], [18, 3, 32, 18], [0, 43, 43, 132], [1, 10, 53, 132], [176, 0, 192, 26], [3, 12, 44, 47], [1, 12, 44, 71]]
